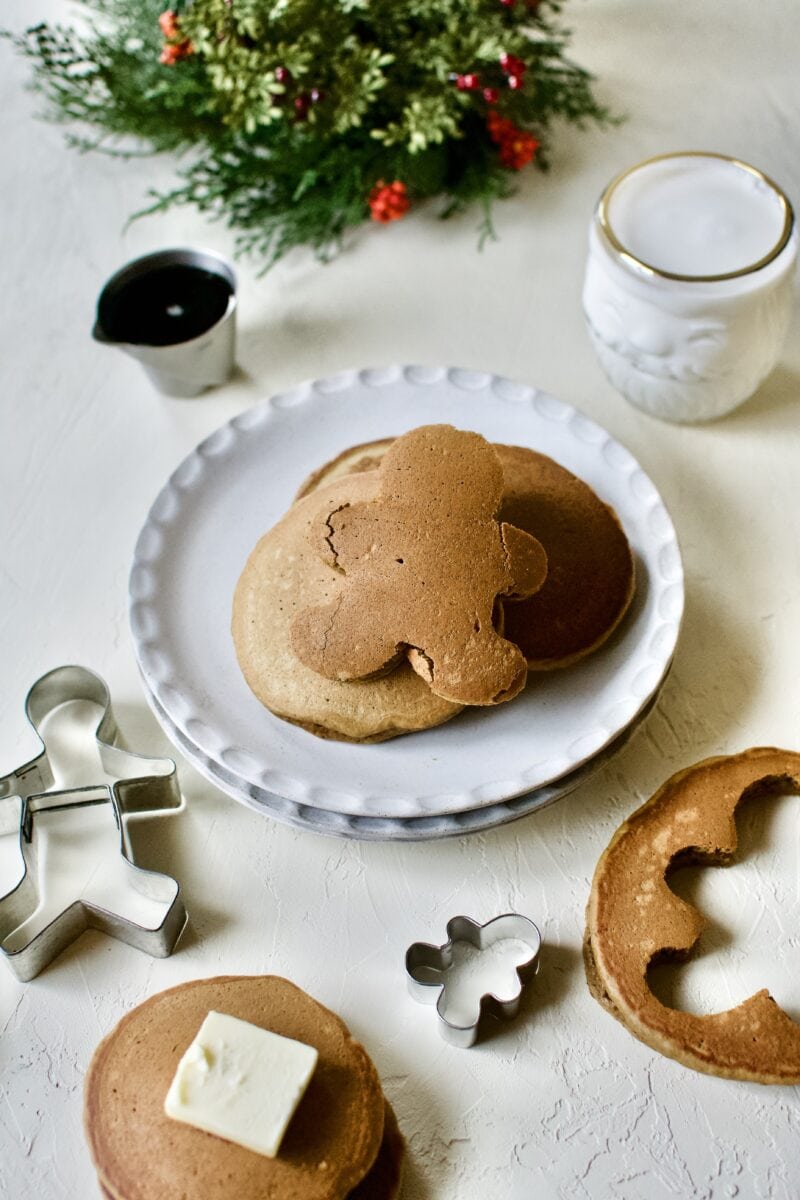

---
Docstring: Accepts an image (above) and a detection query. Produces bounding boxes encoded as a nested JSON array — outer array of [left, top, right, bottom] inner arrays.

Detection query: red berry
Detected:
[[486, 110, 515, 144], [310, 87, 324, 103], [498, 129, 539, 170], [456, 72, 480, 91], [275, 66, 292, 85], [159, 36, 193, 65], [369, 180, 410, 223], [507, 74, 523, 90], [294, 94, 310, 119], [483, 87, 500, 104], [500, 53, 526, 77], [158, 10, 180, 38]]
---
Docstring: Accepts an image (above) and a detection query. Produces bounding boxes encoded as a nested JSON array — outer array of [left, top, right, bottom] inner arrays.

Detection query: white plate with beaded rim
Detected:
[[129, 365, 683, 821], [143, 670, 667, 840]]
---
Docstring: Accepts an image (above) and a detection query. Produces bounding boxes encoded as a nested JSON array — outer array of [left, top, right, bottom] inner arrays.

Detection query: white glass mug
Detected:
[[583, 152, 797, 423]]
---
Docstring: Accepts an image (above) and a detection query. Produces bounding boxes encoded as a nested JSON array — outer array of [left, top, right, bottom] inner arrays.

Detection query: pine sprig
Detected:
[[5, 0, 613, 268]]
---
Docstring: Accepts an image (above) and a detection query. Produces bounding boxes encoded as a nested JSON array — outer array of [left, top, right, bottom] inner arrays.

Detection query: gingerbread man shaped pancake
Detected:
[[291, 425, 547, 706]]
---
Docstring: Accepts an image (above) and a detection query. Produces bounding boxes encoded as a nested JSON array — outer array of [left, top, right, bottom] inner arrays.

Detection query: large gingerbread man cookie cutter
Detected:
[[585, 748, 800, 1083], [0, 665, 187, 981], [291, 425, 548, 706]]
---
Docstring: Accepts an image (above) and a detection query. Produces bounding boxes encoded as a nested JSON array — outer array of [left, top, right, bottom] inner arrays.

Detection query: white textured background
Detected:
[[2, 2, 800, 1197]]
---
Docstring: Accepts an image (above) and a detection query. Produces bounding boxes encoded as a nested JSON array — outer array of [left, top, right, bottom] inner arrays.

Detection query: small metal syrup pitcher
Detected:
[[93, 247, 237, 397]]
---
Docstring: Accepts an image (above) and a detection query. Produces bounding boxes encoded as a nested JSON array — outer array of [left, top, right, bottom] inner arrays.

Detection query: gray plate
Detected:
[[142, 672, 666, 841]]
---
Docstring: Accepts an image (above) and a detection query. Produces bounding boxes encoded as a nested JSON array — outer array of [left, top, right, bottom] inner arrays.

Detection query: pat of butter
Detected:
[[164, 1010, 318, 1157]]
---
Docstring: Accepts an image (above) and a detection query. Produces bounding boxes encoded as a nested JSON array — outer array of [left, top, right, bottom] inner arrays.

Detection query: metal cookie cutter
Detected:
[[0, 665, 187, 981], [405, 914, 541, 1048]]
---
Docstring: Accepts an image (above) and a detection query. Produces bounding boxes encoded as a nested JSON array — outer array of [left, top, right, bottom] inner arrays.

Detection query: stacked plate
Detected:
[[129, 367, 684, 841]]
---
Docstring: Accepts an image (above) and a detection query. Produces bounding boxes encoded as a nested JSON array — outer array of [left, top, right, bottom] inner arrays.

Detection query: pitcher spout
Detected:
[[92, 320, 114, 344]]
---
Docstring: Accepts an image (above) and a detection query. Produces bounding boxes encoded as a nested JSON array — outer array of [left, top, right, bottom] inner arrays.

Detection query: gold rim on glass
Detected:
[[597, 151, 795, 283]]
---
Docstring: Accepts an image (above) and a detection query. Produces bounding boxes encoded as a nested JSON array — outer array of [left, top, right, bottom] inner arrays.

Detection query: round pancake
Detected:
[[232, 473, 463, 742], [585, 749, 800, 1083], [98, 1099, 404, 1200], [496, 444, 634, 669], [295, 439, 635, 670], [85, 975, 386, 1200]]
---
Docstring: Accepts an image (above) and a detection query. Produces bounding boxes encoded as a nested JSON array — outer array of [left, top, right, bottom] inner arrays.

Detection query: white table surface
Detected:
[[3, 2, 800, 1197]]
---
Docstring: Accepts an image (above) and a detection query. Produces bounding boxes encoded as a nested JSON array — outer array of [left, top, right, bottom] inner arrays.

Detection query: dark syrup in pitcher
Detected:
[[98, 263, 233, 346]]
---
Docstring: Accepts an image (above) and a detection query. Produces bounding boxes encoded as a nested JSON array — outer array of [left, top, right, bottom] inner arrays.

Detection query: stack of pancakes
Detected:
[[232, 426, 635, 743], [84, 975, 404, 1200]]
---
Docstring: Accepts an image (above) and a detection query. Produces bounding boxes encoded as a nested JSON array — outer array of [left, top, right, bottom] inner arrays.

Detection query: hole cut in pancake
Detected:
[[585, 749, 800, 1083]]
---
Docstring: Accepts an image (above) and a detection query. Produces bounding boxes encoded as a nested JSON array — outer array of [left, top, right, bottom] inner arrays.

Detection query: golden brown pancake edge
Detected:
[[585, 749, 800, 1083]]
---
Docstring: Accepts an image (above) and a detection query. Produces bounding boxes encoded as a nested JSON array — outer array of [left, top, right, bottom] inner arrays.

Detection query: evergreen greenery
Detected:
[[8, 0, 611, 269]]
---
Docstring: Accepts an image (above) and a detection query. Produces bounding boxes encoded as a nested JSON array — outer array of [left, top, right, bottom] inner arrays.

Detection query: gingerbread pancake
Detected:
[[290, 426, 547, 707], [97, 1099, 403, 1200], [85, 975, 387, 1200], [295, 439, 635, 670], [350, 1101, 404, 1200], [585, 749, 800, 1083], [232, 472, 462, 742]]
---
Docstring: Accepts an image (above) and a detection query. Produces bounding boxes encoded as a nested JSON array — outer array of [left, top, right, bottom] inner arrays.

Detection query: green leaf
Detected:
[[5, 0, 615, 268]]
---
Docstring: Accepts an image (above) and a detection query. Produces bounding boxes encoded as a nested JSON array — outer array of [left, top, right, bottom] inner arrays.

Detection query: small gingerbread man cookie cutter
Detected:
[[0, 665, 187, 981], [405, 914, 542, 1047]]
